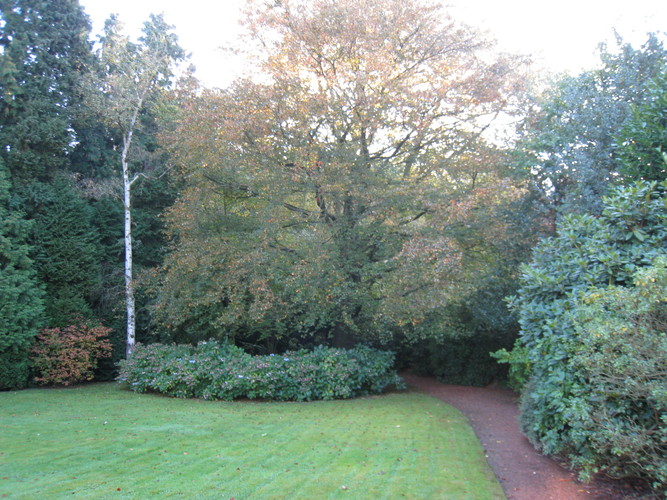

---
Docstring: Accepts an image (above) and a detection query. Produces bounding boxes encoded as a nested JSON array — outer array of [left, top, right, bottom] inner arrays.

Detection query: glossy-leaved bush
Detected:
[[501, 181, 667, 489], [117, 342, 405, 401], [568, 261, 667, 487]]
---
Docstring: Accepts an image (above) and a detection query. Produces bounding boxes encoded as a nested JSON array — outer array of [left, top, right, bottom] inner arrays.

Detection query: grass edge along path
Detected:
[[0, 383, 504, 499]]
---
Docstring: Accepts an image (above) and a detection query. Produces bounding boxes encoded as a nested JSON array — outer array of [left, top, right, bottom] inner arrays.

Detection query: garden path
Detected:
[[403, 373, 649, 500]]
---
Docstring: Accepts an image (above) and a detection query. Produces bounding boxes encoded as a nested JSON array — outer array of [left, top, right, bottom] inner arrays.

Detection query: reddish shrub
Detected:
[[31, 322, 113, 386]]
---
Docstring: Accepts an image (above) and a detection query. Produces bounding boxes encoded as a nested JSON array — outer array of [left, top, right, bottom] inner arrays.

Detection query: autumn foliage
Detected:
[[155, 0, 534, 349], [31, 322, 113, 386]]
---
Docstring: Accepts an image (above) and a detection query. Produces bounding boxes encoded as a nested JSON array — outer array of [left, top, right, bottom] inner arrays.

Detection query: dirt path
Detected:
[[403, 374, 641, 500]]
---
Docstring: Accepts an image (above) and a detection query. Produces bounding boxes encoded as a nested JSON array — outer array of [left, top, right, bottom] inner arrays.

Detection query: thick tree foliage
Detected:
[[0, 1, 107, 326], [617, 63, 667, 182], [0, 159, 44, 389], [156, 0, 532, 349], [0, 0, 92, 181], [31, 175, 101, 327], [517, 34, 667, 217], [0, 2, 181, 383], [0, 1, 102, 388]]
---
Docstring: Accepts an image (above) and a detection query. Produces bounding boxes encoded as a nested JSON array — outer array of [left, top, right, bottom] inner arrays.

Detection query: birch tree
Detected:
[[86, 14, 184, 357]]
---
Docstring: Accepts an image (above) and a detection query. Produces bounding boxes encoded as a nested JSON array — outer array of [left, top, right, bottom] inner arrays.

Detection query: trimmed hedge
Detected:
[[117, 342, 405, 401]]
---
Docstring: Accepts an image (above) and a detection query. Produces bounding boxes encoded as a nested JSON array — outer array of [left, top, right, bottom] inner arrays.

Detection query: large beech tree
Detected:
[[157, 0, 531, 348]]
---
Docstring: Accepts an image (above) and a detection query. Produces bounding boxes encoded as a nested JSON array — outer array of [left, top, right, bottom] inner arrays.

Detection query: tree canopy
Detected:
[[0, 0, 92, 181], [516, 34, 667, 216], [155, 0, 533, 349]]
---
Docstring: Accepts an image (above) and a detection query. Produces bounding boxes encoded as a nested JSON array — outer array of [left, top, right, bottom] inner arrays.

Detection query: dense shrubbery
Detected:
[[0, 161, 45, 391], [402, 332, 510, 387], [31, 321, 113, 386], [117, 342, 405, 401], [567, 262, 667, 486], [502, 181, 667, 488]]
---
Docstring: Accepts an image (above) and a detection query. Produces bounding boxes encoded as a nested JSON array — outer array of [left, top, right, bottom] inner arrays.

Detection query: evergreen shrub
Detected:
[[501, 181, 667, 489], [566, 262, 667, 487], [117, 342, 405, 401]]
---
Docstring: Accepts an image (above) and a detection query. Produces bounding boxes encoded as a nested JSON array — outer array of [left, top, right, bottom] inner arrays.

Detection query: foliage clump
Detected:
[[516, 34, 667, 216], [567, 262, 667, 487], [0, 160, 45, 390], [117, 341, 405, 401], [617, 64, 667, 182], [31, 321, 113, 386], [402, 332, 510, 387], [31, 176, 102, 327], [155, 0, 532, 350], [501, 181, 667, 489]]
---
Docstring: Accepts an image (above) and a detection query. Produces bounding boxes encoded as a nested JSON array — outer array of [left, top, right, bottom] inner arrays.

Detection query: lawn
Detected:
[[0, 384, 504, 499]]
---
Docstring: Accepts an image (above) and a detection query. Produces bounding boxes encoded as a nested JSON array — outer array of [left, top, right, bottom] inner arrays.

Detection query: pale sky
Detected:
[[78, 0, 667, 88]]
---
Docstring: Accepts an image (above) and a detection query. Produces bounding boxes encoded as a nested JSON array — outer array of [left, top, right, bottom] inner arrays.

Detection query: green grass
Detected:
[[0, 384, 504, 499]]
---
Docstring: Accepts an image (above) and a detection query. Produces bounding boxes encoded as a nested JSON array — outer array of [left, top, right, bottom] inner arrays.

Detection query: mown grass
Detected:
[[0, 384, 504, 499]]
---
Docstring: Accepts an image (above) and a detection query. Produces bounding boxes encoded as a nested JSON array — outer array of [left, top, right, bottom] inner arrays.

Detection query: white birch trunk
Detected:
[[122, 102, 141, 358], [122, 131, 135, 358]]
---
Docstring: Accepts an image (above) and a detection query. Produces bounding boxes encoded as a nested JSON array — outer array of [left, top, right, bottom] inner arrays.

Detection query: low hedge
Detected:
[[117, 341, 405, 401]]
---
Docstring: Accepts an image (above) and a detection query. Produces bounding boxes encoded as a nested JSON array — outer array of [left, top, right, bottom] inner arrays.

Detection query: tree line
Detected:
[[1, 0, 184, 384], [1, 2, 666, 485], [2, 0, 666, 487], [1, 0, 664, 382]]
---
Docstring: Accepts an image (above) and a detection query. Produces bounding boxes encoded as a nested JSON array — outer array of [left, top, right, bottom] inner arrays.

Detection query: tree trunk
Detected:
[[122, 128, 136, 358]]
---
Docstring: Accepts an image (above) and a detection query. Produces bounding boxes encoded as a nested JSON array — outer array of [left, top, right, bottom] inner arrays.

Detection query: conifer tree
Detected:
[[32, 176, 102, 327], [0, 0, 92, 181], [0, 159, 44, 389]]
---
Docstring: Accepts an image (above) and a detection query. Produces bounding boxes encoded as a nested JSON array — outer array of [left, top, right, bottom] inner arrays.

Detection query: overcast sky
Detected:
[[78, 0, 667, 88]]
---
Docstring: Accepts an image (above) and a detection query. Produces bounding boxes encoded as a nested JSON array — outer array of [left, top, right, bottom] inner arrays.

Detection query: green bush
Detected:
[[0, 350, 32, 391], [567, 262, 667, 487], [117, 342, 405, 401], [501, 181, 667, 489], [490, 344, 530, 392]]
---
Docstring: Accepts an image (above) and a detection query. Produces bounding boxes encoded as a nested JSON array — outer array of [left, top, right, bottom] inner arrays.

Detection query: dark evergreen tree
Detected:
[[0, 0, 92, 181], [0, 158, 44, 390], [0, 1, 109, 327], [32, 175, 102, 326]]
